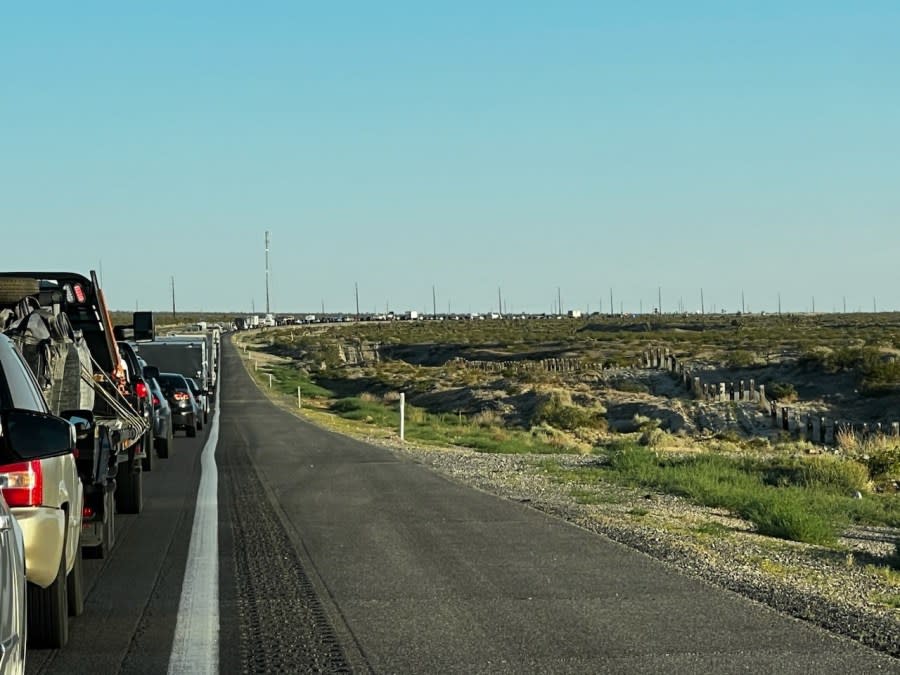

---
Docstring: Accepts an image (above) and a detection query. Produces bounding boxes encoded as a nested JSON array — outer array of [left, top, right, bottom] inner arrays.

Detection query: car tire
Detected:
[[142, 439, 153, 472], [204, 410, 209, 425], [156, 435, 170, 459], [28, 536, 69, 648], [187, 424, 197, 438], [67, 539, 85, 617], [115, 456, 143, 514]]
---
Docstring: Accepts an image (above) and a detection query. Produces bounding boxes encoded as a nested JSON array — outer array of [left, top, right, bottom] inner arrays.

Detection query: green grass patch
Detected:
[[260, 363, 334, 398], [576, 445, 900, 545]]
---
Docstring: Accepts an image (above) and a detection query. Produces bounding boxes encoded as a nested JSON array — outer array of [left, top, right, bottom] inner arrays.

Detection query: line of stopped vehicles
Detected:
[[0, 271, 224, 673]]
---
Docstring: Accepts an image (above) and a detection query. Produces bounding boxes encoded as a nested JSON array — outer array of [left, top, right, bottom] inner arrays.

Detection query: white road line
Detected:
[[168, 388, 220, 675]]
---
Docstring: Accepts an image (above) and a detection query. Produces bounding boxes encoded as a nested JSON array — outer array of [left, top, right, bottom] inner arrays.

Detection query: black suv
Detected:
[[156, 373, 198, 437]]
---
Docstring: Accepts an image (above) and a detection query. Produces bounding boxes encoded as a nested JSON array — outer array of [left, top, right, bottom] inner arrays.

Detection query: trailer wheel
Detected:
[[115, 456, 143, 514], [28, 533, 69, 648], [67, 539, 85, 616], [141, 438, 153, 472], [156, 434, 170, 459]]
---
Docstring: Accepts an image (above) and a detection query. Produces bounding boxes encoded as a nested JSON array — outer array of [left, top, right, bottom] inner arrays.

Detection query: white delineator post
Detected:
[[268, 373, 273, 388], [400, 392, 405, 441], [297, 387, 302, 409]]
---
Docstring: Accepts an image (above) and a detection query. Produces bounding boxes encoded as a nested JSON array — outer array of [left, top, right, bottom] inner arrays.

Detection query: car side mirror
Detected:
[[1, 410, 76, 461]]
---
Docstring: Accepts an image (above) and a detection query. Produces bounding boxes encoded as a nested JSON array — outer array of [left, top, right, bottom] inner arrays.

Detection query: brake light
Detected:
[[135, 381, 148, 399], [152, 394, 160, 406], [0, 460, 43, 507], [174, 392, 189, 401], [72, 284, 86, 303], [83, 505, 95, 520]]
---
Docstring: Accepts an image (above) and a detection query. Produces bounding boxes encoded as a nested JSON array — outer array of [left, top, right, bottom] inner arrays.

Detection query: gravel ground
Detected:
[[369, 437, 900, 660]]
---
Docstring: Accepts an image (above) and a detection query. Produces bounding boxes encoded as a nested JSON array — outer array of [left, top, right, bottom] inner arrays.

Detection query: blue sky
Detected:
[[2, 2, 898, 314]]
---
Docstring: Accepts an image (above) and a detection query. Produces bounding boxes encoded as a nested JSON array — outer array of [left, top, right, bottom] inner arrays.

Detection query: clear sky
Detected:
[[2, 2, 898, 315]]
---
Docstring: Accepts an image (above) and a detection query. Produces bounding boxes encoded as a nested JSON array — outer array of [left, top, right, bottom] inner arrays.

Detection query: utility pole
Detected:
[[498, 287, 503, 316], [432, 285, 437, 317], [170, 276, 176, 319], [778, 293, 782, 315], [812, 296, 815, 314], [264, 230, 271, 315], [843, 296, 847, 313], [557, 287, 562, 316], [355, 282, 360, 320], [658, 286, 662, 315], [741, 290, 745, 314], [609, 288, 614, 316], [321, 299, 325, 315], [873, 297, 877, 313], [700, 288, 705, 315]]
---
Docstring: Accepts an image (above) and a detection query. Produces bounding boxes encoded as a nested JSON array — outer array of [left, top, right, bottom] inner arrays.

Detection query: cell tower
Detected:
[[265, 230, 271, 314]]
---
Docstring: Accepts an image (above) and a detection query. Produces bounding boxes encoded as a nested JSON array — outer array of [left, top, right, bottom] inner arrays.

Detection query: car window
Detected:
[[3, 348, 49, 412]]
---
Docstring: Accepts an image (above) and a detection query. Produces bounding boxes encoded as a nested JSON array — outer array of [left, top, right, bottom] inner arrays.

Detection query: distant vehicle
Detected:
[[406, 311, 419, 320], [141, 364, 173, 459], [0, 480, 26, 673], [185, 377, 209, 426], [156, 373, 198, 437], [262, 314, 276, 327], [248, 315, 260, 328], [304, 314, 317, 323], [0, 333, 84, 649], [131, 339, 210, 402]]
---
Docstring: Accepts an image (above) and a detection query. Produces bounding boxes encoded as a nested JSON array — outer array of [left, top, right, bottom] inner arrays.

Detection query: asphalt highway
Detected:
[[25, 337, 900, 674]]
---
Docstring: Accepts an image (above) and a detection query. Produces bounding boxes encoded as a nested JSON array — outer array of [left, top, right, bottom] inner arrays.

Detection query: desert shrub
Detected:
[[760, 455, 870, 494], [359, 392, 379, 402], [533, 392, 607, 432], [767, 382, 798, 402], [739, 494, 840, 545], [726, 350, 756, 368], [472, 409, 503, 427]]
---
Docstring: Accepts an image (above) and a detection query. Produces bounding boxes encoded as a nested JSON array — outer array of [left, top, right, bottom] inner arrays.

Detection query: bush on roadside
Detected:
[[533, 392, 607, 432]]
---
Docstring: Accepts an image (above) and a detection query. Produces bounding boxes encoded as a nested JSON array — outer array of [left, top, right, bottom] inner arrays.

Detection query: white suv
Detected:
[[0, 334, 84, 649]]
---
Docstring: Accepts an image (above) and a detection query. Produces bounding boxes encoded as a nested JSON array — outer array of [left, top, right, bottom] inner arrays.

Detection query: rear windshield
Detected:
[[157, 374, 189, 391]]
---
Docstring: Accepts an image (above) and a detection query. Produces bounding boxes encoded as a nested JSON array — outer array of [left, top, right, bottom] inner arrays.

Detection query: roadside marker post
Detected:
[[268, 373, 273, 388], [297, 387, 302, 409], [400, 392, 405, 441]]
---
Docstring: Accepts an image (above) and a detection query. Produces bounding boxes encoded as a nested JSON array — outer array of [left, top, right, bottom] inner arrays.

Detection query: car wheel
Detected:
[[142, 439, 153, 472], [156, 435, 170, 459], [186, 421, 197, 438], [28, 536, 69, 648], [67, 539, 85, 616], [115, 455, 143, 514]]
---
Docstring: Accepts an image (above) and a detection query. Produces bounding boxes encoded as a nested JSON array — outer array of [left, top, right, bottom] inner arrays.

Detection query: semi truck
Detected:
[[0, 271, 151, 557]]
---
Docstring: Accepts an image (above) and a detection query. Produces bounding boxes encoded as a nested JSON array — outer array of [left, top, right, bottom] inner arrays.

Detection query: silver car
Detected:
[[0, 484, 26, 674]]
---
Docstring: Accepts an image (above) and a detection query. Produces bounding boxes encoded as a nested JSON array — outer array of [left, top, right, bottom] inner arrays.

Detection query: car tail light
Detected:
[[0, 460, 43, 507], [83, 505, 95, 520], [174, 391, 189, 401], [152, 394, 160, 407], [135, 381, 148, 399]]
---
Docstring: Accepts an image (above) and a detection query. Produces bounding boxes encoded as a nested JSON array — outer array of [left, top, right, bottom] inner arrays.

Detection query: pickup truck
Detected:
[[0, 272, 150, 559]]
